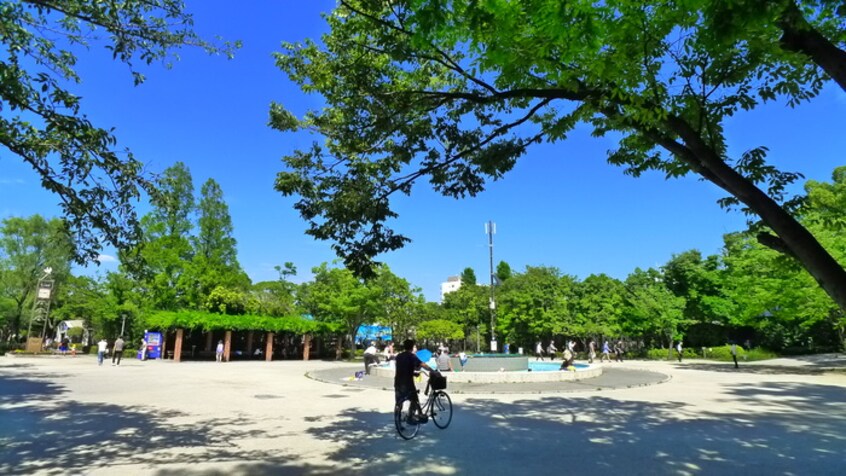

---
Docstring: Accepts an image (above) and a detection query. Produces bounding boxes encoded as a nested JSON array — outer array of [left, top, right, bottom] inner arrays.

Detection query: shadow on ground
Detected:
[[681, 362, 843, 376], [0, 374, 288, 475], [151, 381, 846, 475], [3, 369, 845, 475]]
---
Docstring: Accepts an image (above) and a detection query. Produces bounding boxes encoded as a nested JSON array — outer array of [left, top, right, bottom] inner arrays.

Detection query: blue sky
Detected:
[[1, 1, 845, 302]]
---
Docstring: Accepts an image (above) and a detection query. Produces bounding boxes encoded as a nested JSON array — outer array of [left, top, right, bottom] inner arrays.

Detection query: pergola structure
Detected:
[[145, 311, 333, 363]]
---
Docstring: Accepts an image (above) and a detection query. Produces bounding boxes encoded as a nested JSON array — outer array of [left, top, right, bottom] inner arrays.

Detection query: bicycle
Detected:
[[394, 369, 453, 440]]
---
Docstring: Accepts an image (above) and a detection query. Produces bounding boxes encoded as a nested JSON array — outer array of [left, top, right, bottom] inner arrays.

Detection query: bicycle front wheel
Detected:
[[395, 400, 421, 440], [431, 391, 453, 429]]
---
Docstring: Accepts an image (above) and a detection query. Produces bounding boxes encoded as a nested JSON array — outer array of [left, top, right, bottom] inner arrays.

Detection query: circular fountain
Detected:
[[371, 353, 602, 383]]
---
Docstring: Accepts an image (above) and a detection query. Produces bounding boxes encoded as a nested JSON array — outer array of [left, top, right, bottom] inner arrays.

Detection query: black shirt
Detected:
[[394, 351, 422, 392]]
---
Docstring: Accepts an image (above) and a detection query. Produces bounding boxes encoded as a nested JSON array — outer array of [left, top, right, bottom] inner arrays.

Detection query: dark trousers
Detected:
[[732, 354, 738, 368], [112, 350, 123, 365], [364, 354, 379, 374]]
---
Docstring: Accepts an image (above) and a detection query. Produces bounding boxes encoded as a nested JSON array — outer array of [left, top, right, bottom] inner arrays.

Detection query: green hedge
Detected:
[[143, 310, 339, 334], [645, 345, 777, 362]]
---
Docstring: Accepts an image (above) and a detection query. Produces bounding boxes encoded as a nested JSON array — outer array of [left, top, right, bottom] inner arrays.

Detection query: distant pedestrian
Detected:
[[436, 348, 453, 372], [547, 341, 558, 361], [364, 341, 379, 375], [588, 340, 596, 363], [676, 341, 683, 363], [535, 341, 544, 361], [614, 341, 625, 362], [216, 340, 225, 362], [560, 348, 574, 370], [601, 341, 611, 362], [458, 351, 469, 370], [112, 336, 125, 366], [97, 338, 108, 366], [140, 337, 148, 361], [730, 342, 739, 369]]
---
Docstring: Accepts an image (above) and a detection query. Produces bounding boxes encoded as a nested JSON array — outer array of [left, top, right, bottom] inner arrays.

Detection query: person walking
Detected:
[[730, 341, 739, 369], [547, 341, 558, 361], [676, 341, 683, 363], [216, 340, 225, 362], [614, 340, 625, 362], [140, 336, 148, 361], [535, 341, 544, 361], [97, 338, 108, 366], [601, 341, 611, 362], [588, 340, 596, 363], [363, 341, 380, 375], [112, 336, 125, 366]]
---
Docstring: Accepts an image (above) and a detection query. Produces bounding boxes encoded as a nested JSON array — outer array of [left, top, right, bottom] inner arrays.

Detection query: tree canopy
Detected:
[[274, 0, 846, 311], [0, 0, 236, 267]]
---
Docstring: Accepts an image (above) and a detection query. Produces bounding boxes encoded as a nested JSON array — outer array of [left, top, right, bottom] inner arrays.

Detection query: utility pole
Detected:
[[486, 221, 497, 352]]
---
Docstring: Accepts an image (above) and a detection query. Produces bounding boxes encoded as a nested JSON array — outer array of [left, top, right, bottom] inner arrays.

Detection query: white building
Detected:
[[440, 276, 462, 301]]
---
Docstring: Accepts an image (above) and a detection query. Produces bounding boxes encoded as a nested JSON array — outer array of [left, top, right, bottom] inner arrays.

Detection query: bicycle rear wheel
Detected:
[[431, 391, 453, 429], [395, 399, 421, 440]]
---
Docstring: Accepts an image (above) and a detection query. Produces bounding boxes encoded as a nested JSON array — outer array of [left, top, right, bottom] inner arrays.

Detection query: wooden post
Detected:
[[161, 331, 168, 360], [224, 330, 232, 362], [205, 331, 213, 351], [246, 330, 254, 355], [174, 328, 184, 362], [303, 333, 312, 361], [265, 332, 274, 362]]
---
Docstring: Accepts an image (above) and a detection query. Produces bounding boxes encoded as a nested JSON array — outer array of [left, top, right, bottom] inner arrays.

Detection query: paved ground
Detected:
[[1, 354, 845, 475]]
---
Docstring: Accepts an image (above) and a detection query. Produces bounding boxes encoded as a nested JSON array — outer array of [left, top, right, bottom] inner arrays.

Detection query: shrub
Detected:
[[644, 348, 695, 360], [704, 345, 773, 362]]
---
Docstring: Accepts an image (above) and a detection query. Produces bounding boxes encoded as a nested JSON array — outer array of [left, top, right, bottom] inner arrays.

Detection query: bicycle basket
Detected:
[[429, 373, 447, 390]]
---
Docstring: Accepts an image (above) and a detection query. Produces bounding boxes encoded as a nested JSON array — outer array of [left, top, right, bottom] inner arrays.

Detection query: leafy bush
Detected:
[[645, 345, 778, 362], [645, 348, 691, 360]]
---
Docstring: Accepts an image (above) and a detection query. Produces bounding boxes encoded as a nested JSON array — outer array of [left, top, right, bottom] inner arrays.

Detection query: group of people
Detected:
[[363, 340, 397, 374], [95, 336, 149, 366], [534, 339, 628, 365]]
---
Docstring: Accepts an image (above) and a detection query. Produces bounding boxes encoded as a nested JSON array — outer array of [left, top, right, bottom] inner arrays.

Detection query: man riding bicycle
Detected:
[[395, 339, 435, 421]]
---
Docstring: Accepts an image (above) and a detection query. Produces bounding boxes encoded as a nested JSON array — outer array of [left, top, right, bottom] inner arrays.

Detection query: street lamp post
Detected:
[[486, 221, 497, 352]]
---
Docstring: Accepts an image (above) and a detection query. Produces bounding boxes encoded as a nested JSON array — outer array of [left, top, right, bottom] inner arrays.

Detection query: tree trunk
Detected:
[[666, 116, 846, 314], [778, 1, 846, 93]]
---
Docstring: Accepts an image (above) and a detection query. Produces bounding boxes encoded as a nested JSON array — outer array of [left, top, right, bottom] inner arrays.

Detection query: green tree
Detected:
[[188, 178, 249, 305], [249, 263, 299, 317], [274, 0, 846, 313], [460, 267, 477, 286], [204, 286, 248, 316], [298, 263, 384, 358], [373, 268, 421, 341], [0, 0, 236, 265], [720, 167, 846, 350], [495, 261, 512, 283], [441, 279, 488, 350], [623, 268, 687, 357], [137, 162, 196, 310], [0, 215, 73, 339], [573, 274, 626, 341], [496, 266, 574, 348], [663, 250, 734, 335], [417, 319, 464, 343]]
